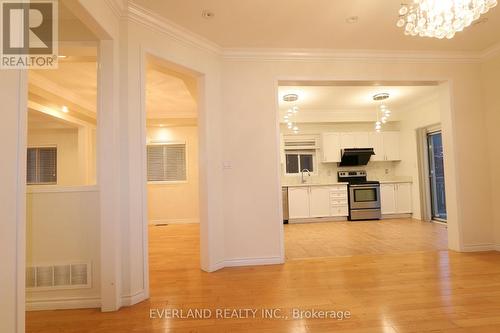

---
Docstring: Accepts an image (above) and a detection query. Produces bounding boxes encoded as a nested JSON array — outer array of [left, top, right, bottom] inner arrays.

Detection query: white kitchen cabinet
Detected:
[[368, 132, 385, 162], [380, 182, 412, 215], [288, 187, 310, 219], [382, 132, 401, 161], [395, 183, 412, 213], [354, 132, 370, 148], [320, 131, 400, 163], [321, 133, 341, 163], [340, 133, 356, 149], [288, 185, 348, 220], [380, 184, 397, 214], [309, 187, 332, 217]]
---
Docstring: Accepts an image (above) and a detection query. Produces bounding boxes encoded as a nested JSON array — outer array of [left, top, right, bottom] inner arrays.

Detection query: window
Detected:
[[285, 151, 314, 174], [147, 144, 187, 182], [27, 147, 57, 185]]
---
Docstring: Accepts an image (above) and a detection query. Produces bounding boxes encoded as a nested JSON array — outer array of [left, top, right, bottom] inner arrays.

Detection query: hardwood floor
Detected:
[[26, 221, 500, 333], [285, 219, 448, 260]]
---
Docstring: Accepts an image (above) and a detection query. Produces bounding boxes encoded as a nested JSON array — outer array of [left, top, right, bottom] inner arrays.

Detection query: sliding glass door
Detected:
[[427, 131, 447, 222]]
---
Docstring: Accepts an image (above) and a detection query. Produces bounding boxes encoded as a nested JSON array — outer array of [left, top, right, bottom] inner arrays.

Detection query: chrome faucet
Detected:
[[301, 169, 311, 183]]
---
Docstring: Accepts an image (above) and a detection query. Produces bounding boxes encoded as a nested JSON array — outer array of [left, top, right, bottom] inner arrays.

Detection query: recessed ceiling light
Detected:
[[345, 16, 359, 24], [62, 106, 69, 113], [202, 10, 215, 19]]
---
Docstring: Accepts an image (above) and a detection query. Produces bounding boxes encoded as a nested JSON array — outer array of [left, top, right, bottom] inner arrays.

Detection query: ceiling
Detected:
[[131, 0, 500, 51], [28, 53, 197, 130], [146, 66, 198, 120], [28, 110, 78, 130], [59, 2, 98, 41], [278, 85, 439, 112]]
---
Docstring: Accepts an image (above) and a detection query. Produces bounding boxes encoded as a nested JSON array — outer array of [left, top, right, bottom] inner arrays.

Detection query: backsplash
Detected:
[[281, 160, 400, 185]]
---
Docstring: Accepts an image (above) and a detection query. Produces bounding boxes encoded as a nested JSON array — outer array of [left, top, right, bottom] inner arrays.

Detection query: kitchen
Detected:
[[279, 83, 449, 259]]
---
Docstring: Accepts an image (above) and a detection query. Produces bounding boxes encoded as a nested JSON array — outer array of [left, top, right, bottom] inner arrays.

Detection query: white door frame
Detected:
[[139, 47, 211, 297]]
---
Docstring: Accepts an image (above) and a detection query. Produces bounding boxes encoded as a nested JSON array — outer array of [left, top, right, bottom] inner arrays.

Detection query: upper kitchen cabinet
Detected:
[[321, 131, 400, 163], [321, 133, 341, 163], [382, 132, 401, 161], [368, 131, 401, 162]]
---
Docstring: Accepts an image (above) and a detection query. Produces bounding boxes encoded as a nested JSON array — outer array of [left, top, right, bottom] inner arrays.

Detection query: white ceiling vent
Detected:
[[26, 262, 91, 291]]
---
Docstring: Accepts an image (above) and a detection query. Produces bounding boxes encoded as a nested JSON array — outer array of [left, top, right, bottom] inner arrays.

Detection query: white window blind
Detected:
[[147, 144, 187, 182], [27, 147, 57, 185]]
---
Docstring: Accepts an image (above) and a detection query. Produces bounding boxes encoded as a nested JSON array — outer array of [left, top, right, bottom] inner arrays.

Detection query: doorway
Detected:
[[427, 130, 447, 222], [144, 54, 202, 297]]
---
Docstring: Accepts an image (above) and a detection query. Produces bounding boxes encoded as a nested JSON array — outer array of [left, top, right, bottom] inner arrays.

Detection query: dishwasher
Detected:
[[282, 187, 289, 224]]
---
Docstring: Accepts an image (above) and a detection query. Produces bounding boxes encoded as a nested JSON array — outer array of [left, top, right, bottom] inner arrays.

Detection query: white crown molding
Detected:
[[124, 3, 499, 64], [126, 2, 222, 55], [222, 48, 483, 64], [103, 0, 126, 19], [481, 41, 500, 61]]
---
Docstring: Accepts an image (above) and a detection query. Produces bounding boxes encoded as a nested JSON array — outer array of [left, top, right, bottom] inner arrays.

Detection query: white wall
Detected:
[[481, 54, 500, 248], [147, 126, 199, 224], [26, 188, 101, 310], [394, 94, 442, 220]]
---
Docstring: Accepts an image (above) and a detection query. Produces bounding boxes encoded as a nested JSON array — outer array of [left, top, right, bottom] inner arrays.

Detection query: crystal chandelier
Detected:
[[373, 93, 391, 133], [283, 94, 300, 134], [397, 0, 498, 39]]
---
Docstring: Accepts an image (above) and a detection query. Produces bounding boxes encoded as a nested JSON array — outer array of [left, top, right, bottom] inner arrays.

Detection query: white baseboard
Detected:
[[26, 296, 100, 311], [121, 289, 148, 307], [496, 245, 500, 252], [223, 256, 284, 268], [382, 213, 413, 219], [149, 218, 199, 225], [462, 243, 496, 252]]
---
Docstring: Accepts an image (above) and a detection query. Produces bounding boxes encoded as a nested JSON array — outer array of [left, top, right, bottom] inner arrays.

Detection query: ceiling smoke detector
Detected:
[[345, 16, 359, 24], [283, 94, 299, 102], [202, 10, 215, 19], [373, 93, 390, 101]]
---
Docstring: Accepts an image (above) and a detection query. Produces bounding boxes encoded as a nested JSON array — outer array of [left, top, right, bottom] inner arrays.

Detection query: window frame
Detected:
[[27, 145, 58, 186], [284, 149, 317, 176], [146, 141, 189, 185]]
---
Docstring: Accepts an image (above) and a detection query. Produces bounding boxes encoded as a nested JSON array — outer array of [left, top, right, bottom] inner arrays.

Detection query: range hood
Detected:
[[339, 148, 375, 167]]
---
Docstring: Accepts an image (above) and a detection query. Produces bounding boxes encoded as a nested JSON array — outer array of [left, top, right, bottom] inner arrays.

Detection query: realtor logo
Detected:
[[1, 0, 58, 69]]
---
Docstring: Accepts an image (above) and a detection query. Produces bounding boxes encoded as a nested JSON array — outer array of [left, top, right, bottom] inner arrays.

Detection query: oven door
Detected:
[[349, 184, 381, 210]]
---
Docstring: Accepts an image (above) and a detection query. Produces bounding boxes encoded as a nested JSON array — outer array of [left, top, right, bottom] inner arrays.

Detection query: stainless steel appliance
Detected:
[[339, 148, 375, 167], [282, 187, 289, 224], [338, 171, 381, 221]]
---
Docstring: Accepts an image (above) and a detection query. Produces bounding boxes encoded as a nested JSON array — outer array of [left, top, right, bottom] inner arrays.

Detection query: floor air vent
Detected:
[[26, 262, 91, 291]]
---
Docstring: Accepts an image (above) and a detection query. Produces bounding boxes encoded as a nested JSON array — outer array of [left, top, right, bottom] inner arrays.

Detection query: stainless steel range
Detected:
[[338, 171, 381, 221]]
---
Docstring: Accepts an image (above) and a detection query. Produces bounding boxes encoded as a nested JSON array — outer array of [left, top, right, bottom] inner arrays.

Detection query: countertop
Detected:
[[284, 183, 349, 188], [283, 180, 412, 187]]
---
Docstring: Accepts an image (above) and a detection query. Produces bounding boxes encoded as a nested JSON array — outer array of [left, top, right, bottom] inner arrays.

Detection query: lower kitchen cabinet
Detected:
[[288, 187, 310, 219], [380, 182, 412, 215], [288, 185, 348, 219], [309, 187, 333, 217]]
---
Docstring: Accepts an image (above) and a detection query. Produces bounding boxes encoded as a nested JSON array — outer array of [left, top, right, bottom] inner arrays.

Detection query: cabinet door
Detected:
[[395, 183, 412, 214], [380, 184, 397, 214], [321, 133, 341, 163], [340, 133, 356, 149], [288, 187, 310, 219], [368, 132, 385, 161], [309, 187, 331, 217], [383, 132, 401, 161], [354, 132, 370, 148]]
